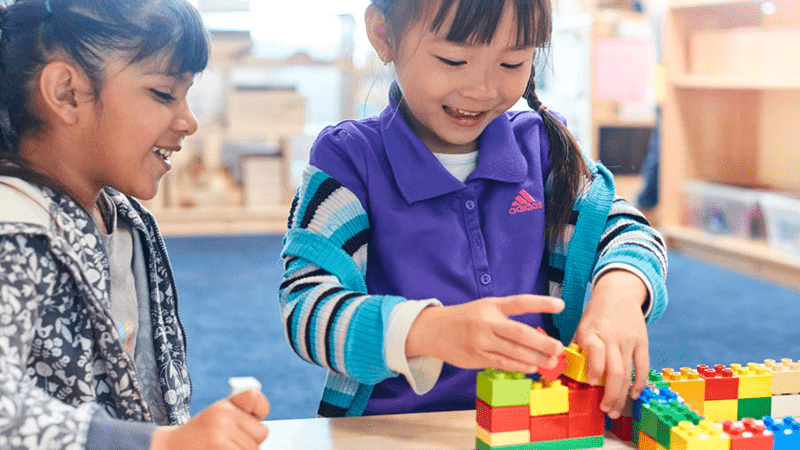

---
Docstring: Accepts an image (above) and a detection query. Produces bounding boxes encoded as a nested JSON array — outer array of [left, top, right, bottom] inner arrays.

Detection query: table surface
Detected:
[[261, 410, 634, 449]]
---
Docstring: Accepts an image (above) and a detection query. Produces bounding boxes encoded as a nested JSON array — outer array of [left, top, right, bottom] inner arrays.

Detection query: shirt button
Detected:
[[465, 200, 476, 211], [480, 273, 492, 285]]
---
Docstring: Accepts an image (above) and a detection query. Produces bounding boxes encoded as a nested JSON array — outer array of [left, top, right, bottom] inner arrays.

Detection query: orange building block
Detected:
[[663, 367, 705, 404]]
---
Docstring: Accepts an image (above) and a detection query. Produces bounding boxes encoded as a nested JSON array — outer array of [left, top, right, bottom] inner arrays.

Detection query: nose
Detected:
[[459, 67, 498, 101], [174, 99, 199, 137]]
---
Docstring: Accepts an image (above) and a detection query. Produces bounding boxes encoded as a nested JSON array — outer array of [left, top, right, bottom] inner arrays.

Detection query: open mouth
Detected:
[[152, 147, 174, 164], [443, 106, 486, 122]]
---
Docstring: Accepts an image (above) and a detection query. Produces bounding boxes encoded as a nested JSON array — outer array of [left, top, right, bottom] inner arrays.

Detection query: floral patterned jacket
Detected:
[[0, 177, 190, 449]]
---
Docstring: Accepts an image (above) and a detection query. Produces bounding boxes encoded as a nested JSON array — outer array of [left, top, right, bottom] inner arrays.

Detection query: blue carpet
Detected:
[[165, 235, 800, 420]]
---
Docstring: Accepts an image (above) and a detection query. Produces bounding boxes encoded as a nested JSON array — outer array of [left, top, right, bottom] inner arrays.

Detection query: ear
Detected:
[[38, 61, 93, 125], [365, 4, 394, 64]]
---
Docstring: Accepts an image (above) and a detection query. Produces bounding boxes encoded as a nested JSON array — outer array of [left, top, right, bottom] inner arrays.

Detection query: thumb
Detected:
[[497, 295, 565, 317], [229, 389, 271, 421]]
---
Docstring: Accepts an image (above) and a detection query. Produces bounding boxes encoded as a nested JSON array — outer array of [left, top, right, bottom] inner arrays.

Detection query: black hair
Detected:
[[0, 0, 209, 188], [370, 0, 591, 242]]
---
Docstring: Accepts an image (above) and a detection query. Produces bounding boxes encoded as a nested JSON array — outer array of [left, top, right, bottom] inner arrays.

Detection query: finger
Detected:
[[601, 346, 629, 419], [580, 334, 605, 386], [229, 389, 271, 420], [235, 416, 270, 446], [487, 334, 557, 373], [494, 322, 563, 365], [630, 340, 650, 399], [496, 295, 565, 317]]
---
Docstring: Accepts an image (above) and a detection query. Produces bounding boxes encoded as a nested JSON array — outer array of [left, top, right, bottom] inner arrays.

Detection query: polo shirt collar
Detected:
[[380, 84, 529, 205]]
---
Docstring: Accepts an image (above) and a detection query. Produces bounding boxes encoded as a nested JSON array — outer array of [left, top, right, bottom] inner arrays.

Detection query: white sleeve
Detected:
[[385, 300, 445, 395]]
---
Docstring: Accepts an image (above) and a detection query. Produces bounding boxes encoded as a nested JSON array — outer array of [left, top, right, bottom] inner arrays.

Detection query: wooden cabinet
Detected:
[[661, 0, 800, 288]]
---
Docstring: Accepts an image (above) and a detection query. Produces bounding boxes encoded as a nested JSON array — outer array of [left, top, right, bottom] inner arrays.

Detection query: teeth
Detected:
[[455, 109, 481, 117], [153, 147, 173, 160]]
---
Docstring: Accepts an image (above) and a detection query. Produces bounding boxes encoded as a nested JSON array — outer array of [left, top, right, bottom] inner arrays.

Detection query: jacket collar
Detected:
[[380, 84, 528, 204]]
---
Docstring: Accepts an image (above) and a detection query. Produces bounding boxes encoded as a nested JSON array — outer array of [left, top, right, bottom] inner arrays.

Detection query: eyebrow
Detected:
[[431, 36, 533, 51]]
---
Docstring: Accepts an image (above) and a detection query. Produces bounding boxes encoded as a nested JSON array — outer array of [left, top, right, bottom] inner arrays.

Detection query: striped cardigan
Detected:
[[280, 160, 667, 417]]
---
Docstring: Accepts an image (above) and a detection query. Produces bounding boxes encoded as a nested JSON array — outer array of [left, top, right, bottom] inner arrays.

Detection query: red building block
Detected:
[[534, 327, 567, 381], [722, 418, 775, 450], [476, 399, 529, 432], [530, 413, 569, 442], [562, 376, 604, 413], [568, 409, 606, 438], [608, 415, 633, 441], [698, 364, 739, 400]]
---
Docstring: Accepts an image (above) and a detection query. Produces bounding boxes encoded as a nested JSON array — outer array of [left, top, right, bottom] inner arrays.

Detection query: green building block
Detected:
[[476, 435, 603, 450], [738, 396, 771, 420], [477, 369, 532, 407], [647, 369, 669, 389], [631, 419, 640, 445], [640, 399, 703, 449]]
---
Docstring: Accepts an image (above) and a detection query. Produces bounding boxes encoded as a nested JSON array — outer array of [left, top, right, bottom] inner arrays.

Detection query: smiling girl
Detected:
[[280, 0, 668, 420], [0, 1, 268, 449]]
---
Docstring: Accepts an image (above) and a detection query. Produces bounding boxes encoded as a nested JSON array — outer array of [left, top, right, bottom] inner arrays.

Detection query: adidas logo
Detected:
[[509, 189, 543, 214]]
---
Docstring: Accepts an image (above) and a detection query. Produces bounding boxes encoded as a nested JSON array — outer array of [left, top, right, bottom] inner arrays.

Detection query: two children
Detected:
[[281, 0, 667, 420], [0, 1, 268, 449]]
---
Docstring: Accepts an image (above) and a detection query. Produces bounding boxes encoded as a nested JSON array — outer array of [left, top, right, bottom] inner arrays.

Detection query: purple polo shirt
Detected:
[[309, 94, 554, 415]]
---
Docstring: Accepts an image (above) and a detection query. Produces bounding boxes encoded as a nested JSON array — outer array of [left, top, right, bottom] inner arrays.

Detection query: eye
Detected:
[[501, 62, 526, 69], [436, 56, 466, 67], [151, 89, 176, 103]]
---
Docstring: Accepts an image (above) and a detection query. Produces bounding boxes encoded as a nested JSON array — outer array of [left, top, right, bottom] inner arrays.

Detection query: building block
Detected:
[[764, 359, 800, 395], [529, 379, 568, 417], [697, 364, 739, 400], [704, 399, 738, 422], [762, 416, 800, 450], [607, 415, 633, 441], [771, 393, 800, 419], [476, 435, 602, 450], [737, 396, 771, 420], [567, 409, 605, 438], [633, 386, 682, 422], [642, 399, 702, 449], [561, 376, 603, 413], [529, 413, 568, 442], [562, 344, 605, 386], [638, 430, 659, 450], [534, 327, 567, 381], [722, 418, 774, 450], [476, 399, 529, 432], [670, 420, 731, 450], [476, 425, 530, 447], [631, 419, 641, 445], [731, 363, 773, 399], [478, 369, 533, 407], [647, 369, 670, 389], [663, 367, 705, 404]]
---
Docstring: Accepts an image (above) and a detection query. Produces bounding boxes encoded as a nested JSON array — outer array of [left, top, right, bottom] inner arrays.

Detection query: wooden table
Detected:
[[261, 410, 634, 449]]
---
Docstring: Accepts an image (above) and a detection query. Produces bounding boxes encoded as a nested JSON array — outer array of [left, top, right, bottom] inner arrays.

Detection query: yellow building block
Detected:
[[670, 420, 731, 450], [562, 343, 605, 385], [764, 358, 800, 395], [663, 367, 706, 403], [686, 399, 704, 416], [476, 424, 529, 447], [529, 379, 569, 417], [730, 362, 773, 399], [703, 399, 738, 422]]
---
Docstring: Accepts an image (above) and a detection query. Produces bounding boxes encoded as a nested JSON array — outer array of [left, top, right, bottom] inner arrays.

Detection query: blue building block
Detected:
[[763, 416, 800, 450], [633, 386, 682, 422]]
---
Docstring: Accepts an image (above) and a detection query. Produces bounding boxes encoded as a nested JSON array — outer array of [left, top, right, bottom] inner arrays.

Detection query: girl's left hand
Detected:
[[572, 269, 649, 419]]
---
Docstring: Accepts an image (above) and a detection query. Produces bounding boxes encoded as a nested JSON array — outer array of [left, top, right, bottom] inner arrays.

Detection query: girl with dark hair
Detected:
[[0, 0, 269, 449], [280, 0, 668, 419]]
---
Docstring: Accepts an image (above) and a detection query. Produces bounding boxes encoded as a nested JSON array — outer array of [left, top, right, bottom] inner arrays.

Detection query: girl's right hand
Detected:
[[151, 389, 270, 450], [405, 295, 565, 374]]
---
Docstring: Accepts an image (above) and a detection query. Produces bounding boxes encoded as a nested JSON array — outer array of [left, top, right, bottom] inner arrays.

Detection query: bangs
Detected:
[[429, 0, 551, 48], [132, 0, 209, 75]]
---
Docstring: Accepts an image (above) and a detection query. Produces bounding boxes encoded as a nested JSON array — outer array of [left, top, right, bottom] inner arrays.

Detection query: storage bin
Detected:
[[759, 191, 800, 258], [682, 180, 764, 238]]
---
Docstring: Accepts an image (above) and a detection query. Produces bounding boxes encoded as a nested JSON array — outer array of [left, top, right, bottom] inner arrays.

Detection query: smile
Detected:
[[153, 147, 174, 162], [443, 106, 486, 122]]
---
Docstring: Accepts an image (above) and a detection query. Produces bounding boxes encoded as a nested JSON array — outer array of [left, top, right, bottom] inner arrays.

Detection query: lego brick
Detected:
[[640, 399, 702, 445], [647, 368, 669, 389], [529, 413, 568, 442], [562, 377, 603, 413], [476, 399, 529, 432], [704, 399, 738, 422], [731, 363, 773, 399], [737, 396, 771, 420], [562, 344, 605, 386], [670, 420, 731, 450], [771, 393, 800, 418], [534, 327, 566, 381], [567, 410, 605, 438], [477, 369, 533, 407], [529, 379, 568, 417], [686, 399, 704, 416], [764, 359, 800, 395], [476, 424, 530, 447], [633, 386, 682, 422], [763, 416, 800, 450], [638, 430, 658, 450], [475, 435, 602, 450], [607, 415, 633, 441], [663, 367, 705, 403], [697, 364, 739, 400], [722, 418, 775, 450], [631, 419, 640, 445]]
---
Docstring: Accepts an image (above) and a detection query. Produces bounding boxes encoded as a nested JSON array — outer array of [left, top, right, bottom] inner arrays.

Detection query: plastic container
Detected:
[[682, 180, 764, 238], [759, 191, 800, 258]]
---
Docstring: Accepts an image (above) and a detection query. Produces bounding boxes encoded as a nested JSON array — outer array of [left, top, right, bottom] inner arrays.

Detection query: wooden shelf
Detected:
[[662, 225, 800, 291], [669, 0, 764, 9], [674, 75, 800, 90]]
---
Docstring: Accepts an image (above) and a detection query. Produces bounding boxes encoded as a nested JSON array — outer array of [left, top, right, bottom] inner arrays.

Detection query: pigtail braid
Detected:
[[525, 69, 592, 243]]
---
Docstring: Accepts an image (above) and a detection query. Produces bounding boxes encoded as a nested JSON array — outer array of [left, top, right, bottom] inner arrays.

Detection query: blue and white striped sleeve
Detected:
[[280, 165, 406, 385]]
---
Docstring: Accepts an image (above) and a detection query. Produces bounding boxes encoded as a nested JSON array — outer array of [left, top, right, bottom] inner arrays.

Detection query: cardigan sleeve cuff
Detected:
[[592, 263, 653, 318], [86, 410, 157, 450], [385, 299, 444, 395]]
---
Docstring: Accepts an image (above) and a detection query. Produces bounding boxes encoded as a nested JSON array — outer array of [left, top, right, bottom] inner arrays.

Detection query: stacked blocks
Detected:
[[697, 364, 740, 422], [723, 418, 774, 450], [763, 359, 800, 418], [475, 342, 605, 449], [730, 363, 773, 420]]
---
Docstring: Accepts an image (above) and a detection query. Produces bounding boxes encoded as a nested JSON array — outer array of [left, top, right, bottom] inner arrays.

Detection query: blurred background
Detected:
[[152, 0, 800, 421]]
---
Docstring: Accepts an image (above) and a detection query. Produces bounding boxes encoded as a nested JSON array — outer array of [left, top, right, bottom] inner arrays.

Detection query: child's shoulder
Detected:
[[315, 116, 383, 149]]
